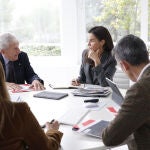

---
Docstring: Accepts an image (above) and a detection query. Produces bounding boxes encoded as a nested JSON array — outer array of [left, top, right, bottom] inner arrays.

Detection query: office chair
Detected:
[[113, 68, 130, 89]]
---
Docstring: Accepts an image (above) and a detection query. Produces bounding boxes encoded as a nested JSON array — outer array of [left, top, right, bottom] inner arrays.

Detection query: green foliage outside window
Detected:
[[0, 0, 61, 56], [86, 0, 140, 42], [94, 0, 140, 41], [20, 45, 61, 56]]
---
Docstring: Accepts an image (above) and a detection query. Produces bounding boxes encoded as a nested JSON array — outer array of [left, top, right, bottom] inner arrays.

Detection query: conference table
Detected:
[[10, 84, 126, 150]]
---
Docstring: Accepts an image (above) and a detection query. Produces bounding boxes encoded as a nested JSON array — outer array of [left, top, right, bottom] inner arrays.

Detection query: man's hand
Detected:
[[31, 80, 45, 91], [6, 82, 22, 90]]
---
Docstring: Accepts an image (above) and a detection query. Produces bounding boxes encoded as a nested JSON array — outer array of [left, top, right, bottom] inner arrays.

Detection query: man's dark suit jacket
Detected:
[[78, 49, 116, 87], [0, 52, 43, 84], [102, 65, 150, 150]]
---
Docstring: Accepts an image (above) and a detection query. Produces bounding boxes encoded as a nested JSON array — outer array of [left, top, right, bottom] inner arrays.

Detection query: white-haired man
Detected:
[[0, 33, 45, 91]]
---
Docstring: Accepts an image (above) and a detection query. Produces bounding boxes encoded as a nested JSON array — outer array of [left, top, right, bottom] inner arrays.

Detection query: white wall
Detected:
[[60, 0, 86, 65], [29, 56, 80, 85]]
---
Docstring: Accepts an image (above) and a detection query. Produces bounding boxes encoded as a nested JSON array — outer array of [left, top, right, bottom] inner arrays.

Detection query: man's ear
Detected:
[[120, 60, 130, 72]]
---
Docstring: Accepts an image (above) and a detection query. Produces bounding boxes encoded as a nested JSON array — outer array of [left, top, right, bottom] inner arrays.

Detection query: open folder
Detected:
[[78, 120, 109, 138]]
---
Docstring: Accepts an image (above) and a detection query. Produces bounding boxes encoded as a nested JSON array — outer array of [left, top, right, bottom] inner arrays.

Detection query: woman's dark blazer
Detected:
[[78, 49, 117, 87]]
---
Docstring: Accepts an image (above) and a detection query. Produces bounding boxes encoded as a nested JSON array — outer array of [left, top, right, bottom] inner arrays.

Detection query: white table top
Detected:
[[10, 86, 126, 150]]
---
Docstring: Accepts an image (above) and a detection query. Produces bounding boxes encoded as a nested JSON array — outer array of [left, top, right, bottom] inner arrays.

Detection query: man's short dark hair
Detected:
[[113, 34, 149, 65]]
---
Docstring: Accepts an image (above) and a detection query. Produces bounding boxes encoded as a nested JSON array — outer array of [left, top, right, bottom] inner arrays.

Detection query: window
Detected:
[[0, 0, 61, 56], [148, 0, 150, 42], [85, 0, 140, 42], [0, 0, 149, 58]]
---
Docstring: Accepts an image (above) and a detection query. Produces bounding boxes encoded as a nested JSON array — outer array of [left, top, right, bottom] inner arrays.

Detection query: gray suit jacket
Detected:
[[78, 49, 116, 87], [102, 66, 150, 150]]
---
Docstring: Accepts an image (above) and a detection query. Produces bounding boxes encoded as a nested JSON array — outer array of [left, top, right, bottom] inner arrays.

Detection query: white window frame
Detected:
[[140, 0, 148, 43], [60, 0, 86, 65]]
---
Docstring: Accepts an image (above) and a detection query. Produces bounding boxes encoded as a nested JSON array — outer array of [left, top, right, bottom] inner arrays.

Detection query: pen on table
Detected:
[[49, 84, 55, 89], [41, 119, 55, 128], [49, 84, 53, 88]]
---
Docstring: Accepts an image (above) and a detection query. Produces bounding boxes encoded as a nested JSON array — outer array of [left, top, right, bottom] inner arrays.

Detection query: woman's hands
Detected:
[[45, 120, 60, 131], [71, 79, 81, 86], [88, 49, 102, 67]]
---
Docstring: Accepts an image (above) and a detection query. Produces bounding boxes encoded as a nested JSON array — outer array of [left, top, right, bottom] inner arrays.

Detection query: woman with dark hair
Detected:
[[0, 61, 63, 150], [72, 26, 116, 87]]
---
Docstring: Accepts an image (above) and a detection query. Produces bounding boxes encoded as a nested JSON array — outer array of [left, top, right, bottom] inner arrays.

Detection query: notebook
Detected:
[[58, 108, 90, 125], [33, 91, 68, 100], [78, 120, 109, 138], [49, 83, 79, 89], [106, 78, 124, 106]]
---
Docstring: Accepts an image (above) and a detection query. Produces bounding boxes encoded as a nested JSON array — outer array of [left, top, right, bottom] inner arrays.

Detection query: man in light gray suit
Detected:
[[102, 34, 150, 150]]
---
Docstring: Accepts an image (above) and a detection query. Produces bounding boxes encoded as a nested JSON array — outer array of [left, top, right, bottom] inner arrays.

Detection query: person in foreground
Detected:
[[0, 61, 63, 150], [0, 33, 45, 91], [72, 26, 116, 87], [102, 34, 150, 150]]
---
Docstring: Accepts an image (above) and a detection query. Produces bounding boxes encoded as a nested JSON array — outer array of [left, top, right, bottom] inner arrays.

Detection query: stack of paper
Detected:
[[72, 86, 110, 97]]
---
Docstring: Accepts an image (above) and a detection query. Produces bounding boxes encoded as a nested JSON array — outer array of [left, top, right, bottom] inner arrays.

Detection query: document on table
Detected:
[[11, 84, 33, 93]]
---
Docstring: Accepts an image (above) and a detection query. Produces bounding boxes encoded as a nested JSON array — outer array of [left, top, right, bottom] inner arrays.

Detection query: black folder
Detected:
[[33, 91, 68, 100]]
